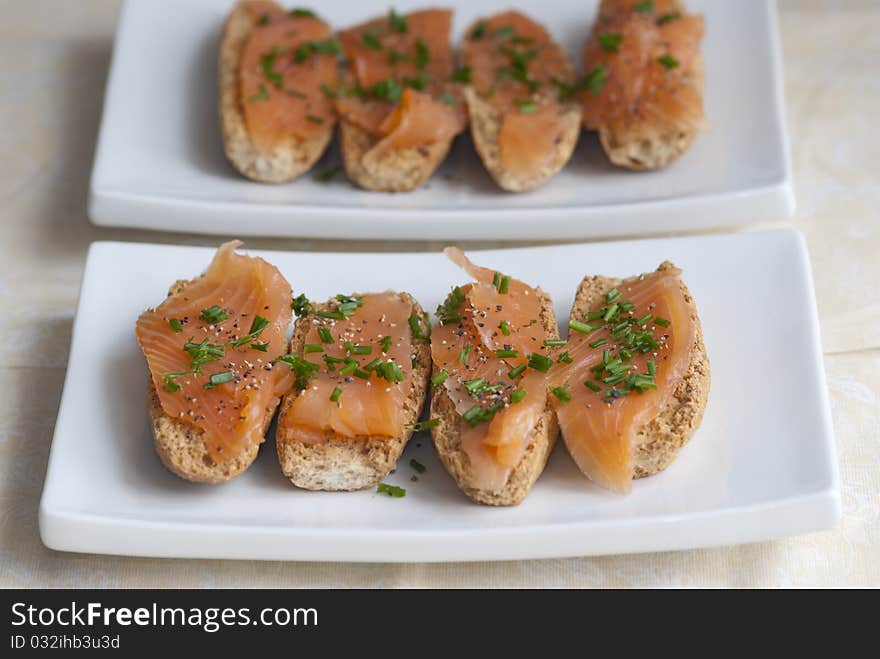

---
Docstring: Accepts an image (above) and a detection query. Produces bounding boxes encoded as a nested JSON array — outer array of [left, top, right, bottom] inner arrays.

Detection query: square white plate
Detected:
[[39, 229, 839, 562], [88, 0, 793, 240]]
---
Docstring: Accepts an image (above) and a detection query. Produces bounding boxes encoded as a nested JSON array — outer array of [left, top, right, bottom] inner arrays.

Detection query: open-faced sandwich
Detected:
[[333, 8, 468, 191], [135, 241, 294, 482], [429, 248, 560, 505], [459, 11, 582, 192], [581, 0, 705, 170], [219, 2, 339, 182], [275, 291, 432, 490], [549, 262, 710, 493]]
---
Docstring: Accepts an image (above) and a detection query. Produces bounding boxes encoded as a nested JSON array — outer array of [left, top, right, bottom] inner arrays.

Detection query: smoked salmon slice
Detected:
[[430, 248, 557, 492], [276, 291, 427, 443], [550, 262, 700, 493], [333, 8, 466, 153], [136, 241, 293, 462], [580, 0, 705, 150], [460, 11, 579, 180], [238, 2, 339, 154]]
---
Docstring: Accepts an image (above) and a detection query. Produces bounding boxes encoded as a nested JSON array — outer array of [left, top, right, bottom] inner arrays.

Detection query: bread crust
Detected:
[[218, 2, 336, 183], [567, 262, 710, 478], [275, 292, 432, 491], [429, 290, 560, 506], [146, 279, 275, 484]]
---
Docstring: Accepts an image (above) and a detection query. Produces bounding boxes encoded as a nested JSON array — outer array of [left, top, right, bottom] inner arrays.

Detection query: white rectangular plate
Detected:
[[40, 229, 839, 562], [89, 0, 793, 240]]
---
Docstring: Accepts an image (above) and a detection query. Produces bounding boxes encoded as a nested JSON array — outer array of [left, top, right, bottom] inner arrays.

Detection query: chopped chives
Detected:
[[200, 305, 228, 324], [647, 358, 656, 376], [168, 318, 183, 333], [329, 386, 342, 402], [409, 459, 427, 474], [558, 351, 573, 364], [598, 32, 623, 53], [339, 360, 357, 376], [605, 288, 622, 303], [585, 380, 602, 392], [658, 54, 679, 70], [431, 370, 449, 386], [492, 272, 501, 288], [459, 344, 472, 364], [498, 275, 511, 294], [509, 389, 526, 404], [549, 385, 572, 403], [589, 338, 608, 348], [363, 358, 383, 371], [569, 320, 595, 334], [654, 316, 670, 328], [204, 370, 234, 390], [303, 343, 323, 354], [317, 327, 333, 343], [377, 483, 406, 497], [603, 303, 619, 321], [410, 419, 439, 432], [408, 313, 431, 340], [250, 342, 268, 352], [508, 363, 527, 379], [380, 335, 392, 353], [495, 349, 519, 358], [353, 368, 371, 380], [528, 352, 553, 373], [543, 339, 567, 347], [499, 321, 511, 336], [636, 313, 654, 326]]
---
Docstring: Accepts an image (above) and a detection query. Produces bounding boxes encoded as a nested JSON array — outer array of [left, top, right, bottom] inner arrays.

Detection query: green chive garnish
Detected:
[[204, 370, 234, 390], [528, 352, 553, 373], [603, 303, 619, 322], [657, 11, 681, 25], [558, 351, 573, 364], [569, 320, 595, 334], [248, 82, 270, 102], [508, 363, 527, 379], [550, 385, 572, 403], [303, 343, 323, 354], [459, 344, 472, 364], [637, 313, 654, 326], [585, 380, 601, 392], [377, 483, 406, 497], [389, 8, 408, 32], [543, 339, 567, 347], [495, 349, 519, 358], [200, 305, 228, 324], [431, 370, 449, 386], [499, 321, 511, 336], [585, 64, 607, 96], [380, 335, 393, 353], [409, 458, 427, 473], [598, 33, 622, 53], [317, 327, 333, 343], [415, 38, 429, 69], [605, 289, 622, 303], [509, 389, 526, 404], [635, 0, 653, 13], [450, 65, 471, 83], [647, 358, 656, 376], [589, 338, 608, 348], [330, 386, 342, 402], [410, 418, 439, 432], [658, 54, 679, 70], [168, 318, 183, 333], [362, 29, 382, 50], [654, 316, 670, 327], [306, 114, 324, 125], [513, 98, 538, 113]]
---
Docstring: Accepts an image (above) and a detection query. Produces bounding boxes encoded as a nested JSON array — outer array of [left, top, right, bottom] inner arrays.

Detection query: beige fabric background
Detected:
[[0, 0, 877, 587]]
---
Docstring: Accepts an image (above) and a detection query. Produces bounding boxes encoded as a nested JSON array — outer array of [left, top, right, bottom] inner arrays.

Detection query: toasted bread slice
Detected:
[[596, 54, 703, 171], [275, 292, 432, 491], [568, 263, 710, 477], [587, 0, 704, 171], [465, 87, 582, 192], [218, 2, 336, 183], [430, 290, 560, 506], [461, 13, 582, 192], [147, 279, 275, 483]]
